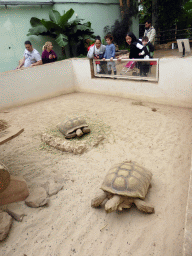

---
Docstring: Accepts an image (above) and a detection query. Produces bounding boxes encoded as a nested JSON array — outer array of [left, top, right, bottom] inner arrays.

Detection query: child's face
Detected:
[[95, 40, 101, 49], [142, 40, 148, 46], [106, 38, 112, 45]]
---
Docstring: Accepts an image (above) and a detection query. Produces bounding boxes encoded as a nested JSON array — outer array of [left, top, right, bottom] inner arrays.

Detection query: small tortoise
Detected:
[[57, 117, 90, 139], [91, 161, 154, 213]]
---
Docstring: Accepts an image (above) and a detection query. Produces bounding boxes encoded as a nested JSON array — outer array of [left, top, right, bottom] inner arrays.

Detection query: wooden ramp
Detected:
[[0, 126, 24, 145]]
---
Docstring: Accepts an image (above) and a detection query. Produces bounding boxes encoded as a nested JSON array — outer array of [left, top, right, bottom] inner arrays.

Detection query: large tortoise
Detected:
[[91, 161, 154, 213], [57, 117, 90, 139]]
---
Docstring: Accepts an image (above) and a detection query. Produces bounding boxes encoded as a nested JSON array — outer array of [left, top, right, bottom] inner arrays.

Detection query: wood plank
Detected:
[[0, 127, 24, 145]]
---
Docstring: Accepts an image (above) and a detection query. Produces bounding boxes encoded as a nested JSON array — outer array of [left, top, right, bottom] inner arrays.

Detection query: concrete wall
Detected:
[[1, 57, 192, 110], [0, 60, 75, 110], [72, 57, 192, 108]]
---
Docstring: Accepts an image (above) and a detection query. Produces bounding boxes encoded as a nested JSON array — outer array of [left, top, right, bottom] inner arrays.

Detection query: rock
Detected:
[[0, 212, 12, 241], [92, 135, 105, 147], [72, 143, 87, 154], [42, 133, 88, 154], [0, 175, 29, 206], [39, 181, 50, 194], [25, 187, 48, 208], [6, 202, 27, 222], [48, 181, 64, 197]]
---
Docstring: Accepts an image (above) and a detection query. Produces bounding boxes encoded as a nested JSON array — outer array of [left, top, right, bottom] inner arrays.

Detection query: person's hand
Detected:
[[139, 53, 141, 56], [53, 55, 56, 59], [49, 54, 53, 59], [110, 57, 113, 61], [102, 58, 105, 61]]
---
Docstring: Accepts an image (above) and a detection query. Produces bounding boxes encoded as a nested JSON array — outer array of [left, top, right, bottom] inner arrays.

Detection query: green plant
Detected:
[[27, 8, 95, 57]]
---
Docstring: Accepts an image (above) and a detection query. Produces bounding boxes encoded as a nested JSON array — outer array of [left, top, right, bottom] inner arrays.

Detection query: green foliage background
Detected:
[[27, 8, 94, 57]]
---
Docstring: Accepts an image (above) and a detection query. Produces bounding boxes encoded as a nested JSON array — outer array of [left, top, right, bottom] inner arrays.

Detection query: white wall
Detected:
[[72, 57, 192, 108], [0, 60, 75, 110], [1, 57, 192, 110]]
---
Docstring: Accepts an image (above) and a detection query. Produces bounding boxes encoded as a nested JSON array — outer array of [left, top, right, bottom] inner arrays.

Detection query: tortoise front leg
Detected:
[[133, 199, 154, 213], [91, 190, 108, 208]]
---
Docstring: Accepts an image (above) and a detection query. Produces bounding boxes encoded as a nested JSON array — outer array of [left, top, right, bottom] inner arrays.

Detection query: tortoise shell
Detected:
[[57, 117, 88, 136], [101, 161, 152, 199]]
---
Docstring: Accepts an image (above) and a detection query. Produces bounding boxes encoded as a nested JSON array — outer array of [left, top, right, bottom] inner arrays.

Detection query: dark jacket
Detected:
[[129, 40, 143, 59], [140, 42, 154, 58]]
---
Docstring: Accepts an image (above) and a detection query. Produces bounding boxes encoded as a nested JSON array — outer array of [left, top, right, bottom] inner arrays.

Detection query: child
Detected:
[[103, 34, 116, 75], [139, 36, 154, 59], [139, 36, 154, 76], [87, 36, 106, 74]]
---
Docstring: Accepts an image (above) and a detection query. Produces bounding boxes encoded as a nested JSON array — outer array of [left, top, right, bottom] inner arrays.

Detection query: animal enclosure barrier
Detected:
[[92, 59, 159, 82]]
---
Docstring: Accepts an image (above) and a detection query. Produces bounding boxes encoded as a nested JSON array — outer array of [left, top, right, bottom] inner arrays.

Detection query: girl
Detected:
[[125, 32, 143, 59]]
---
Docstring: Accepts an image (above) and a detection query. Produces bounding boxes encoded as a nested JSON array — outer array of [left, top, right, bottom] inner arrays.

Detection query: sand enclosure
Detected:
[[0, 92, 192, 256]]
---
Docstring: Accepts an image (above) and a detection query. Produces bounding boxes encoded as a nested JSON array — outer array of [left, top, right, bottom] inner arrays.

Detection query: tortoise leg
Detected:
[[91, 190, 108, 208], [105, 195, 124, 213], [65, 132, 76, 139], [82, 127, 91, 134], [133, 199, 154, 213]]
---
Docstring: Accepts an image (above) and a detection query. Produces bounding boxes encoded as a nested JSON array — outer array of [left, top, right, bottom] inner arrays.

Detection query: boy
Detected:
[[139, 36, 154, 59], [103, 34, 116, 75], [139, 36, 154, 76]]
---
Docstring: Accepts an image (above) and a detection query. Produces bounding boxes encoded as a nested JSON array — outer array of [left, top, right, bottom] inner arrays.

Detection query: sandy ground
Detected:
[[0, 92, 192, 256]]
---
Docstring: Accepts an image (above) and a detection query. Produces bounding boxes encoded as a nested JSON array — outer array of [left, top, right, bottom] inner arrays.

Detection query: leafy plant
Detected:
[[27, 8, 95, 57]]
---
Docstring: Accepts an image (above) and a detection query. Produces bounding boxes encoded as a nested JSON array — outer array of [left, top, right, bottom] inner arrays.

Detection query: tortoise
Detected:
[[57, 117, 90, 139], [91, 161, 154, 213]]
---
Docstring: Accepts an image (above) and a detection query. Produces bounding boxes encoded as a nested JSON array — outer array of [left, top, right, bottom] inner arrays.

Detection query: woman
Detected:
[[126, 32, 143, 59], [87, 36, 106, 74], [118, 32, 144, 75], [42, 42, 57, 64]]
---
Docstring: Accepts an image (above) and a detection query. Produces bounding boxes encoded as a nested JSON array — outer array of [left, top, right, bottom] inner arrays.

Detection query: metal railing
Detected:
[[156, 28, 192, 44], [139, 24, 192, 44]]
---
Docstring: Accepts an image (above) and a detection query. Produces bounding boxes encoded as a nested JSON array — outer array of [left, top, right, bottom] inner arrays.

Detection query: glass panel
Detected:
[[93, 59, 159, 82]]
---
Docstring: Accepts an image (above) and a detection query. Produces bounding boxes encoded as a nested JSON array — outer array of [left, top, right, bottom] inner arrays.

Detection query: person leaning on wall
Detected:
[[42, 41, 57, 64], [17, 40, 42, 69], [87, 35, 106, 74], [143, 20, 156, 46]]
